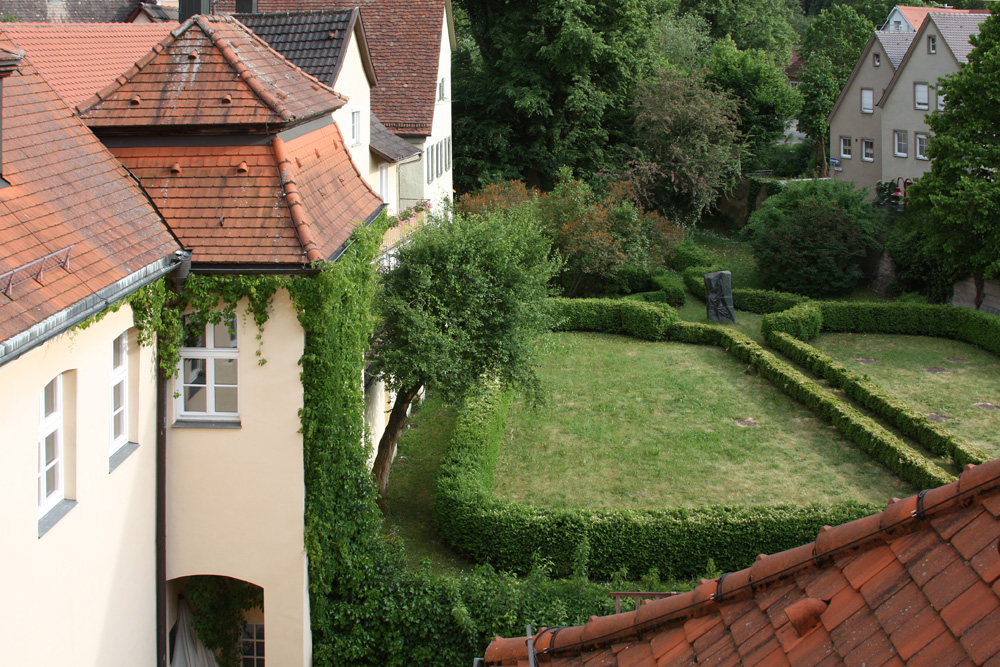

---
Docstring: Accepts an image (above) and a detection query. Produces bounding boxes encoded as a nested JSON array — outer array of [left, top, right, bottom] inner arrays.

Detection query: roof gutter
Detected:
[[329, 204, 388, 262], [0, 250, 188, 369]]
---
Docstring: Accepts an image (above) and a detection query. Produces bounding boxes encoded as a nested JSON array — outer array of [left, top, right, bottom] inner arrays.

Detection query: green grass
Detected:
[[691, 231, 763, 289], [812, 333, 1000, 458], [383, 396, 472, 575], [495, 332, 915, 510], [672, 295, 765, 343]]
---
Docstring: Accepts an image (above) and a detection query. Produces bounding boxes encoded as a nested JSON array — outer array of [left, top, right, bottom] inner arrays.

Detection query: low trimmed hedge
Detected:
[[767, 331, 987, 467], [435, 298, 959, 580], [761, 303, 823, 341], [621, 289, 685, 308], [434, 384, 880, 579]]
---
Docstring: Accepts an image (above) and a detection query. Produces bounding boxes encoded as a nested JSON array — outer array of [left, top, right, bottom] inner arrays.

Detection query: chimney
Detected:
[[0, 47, 24, 188], [179, 0, 211, 22]]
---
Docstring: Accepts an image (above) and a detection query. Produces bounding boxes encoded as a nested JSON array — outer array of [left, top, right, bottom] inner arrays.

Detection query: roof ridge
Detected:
[[486, 457, 1000, 664], [195, 15, 293, 122], [272, 136, 322, 264]]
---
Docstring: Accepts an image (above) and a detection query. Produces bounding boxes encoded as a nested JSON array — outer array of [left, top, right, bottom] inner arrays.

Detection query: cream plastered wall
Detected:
[[332, 28, 375, 185], [166, 289, 311, 666], [415, 8, 454, 210], [879, 26, 955, 187], [364, 378, 388, 468], [0, 306, 158, 666], [829, 40, 894, 195]]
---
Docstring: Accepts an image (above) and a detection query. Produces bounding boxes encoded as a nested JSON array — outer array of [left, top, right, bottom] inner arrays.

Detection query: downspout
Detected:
[[157, 252, 191, 667]]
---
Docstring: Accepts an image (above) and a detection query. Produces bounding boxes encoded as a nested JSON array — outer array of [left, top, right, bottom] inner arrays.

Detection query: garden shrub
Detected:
[[602, 263, 656, 295], [667, 237, 717, 272], [766, 331, 987, 467], [760, 303, 823, 341], [651, 270, 687, 304], [550, 297, 678, 340], [621, 290, 683, 307], [744, 180, 881, 297]]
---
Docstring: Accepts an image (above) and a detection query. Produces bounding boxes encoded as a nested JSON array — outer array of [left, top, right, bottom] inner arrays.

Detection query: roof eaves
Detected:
[[349, 7, 379, 87]]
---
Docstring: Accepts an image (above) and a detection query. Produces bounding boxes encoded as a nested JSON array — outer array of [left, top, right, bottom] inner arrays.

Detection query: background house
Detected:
[[0, 0, 141, 21], [0, 41, 183, 665]]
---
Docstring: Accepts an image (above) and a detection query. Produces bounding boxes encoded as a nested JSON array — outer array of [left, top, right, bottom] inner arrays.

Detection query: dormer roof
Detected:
[[883, 5, 988, 32], [77, 15, 346, 131]]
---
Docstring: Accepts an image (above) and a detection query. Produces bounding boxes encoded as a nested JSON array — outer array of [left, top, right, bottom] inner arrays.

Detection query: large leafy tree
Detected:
[[454, 0, 660, 192], [368, 207, 559, 506], [905, 10, 1000, 307], [677, 0, 798, 65], [705, 37, 802, 165]]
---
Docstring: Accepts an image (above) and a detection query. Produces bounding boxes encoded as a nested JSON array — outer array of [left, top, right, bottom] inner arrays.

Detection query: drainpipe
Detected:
[[157, 251, 191, 667]]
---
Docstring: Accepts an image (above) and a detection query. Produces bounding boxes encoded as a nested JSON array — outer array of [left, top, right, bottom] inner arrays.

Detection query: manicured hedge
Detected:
[[434, 384, 880, 579], [766, 331, 987, 467], [760, 303, 823, 341], [436, 298, 960, 580], [550, 297, 678, 341]]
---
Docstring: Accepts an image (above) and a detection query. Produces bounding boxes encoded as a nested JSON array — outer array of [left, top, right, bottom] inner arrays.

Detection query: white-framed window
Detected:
[[39, 376, 64, 517], [915, 83, 929, 110], [377, 163, 389, 199], [242, 623, 265, 666], [426, 145, 434, 184], [110, 332, 128, 454], [840, 136, 852, 158], [873, 53, 881, 67], [446, 136, 452, 171], [862, 139, 875, 162], [937, 92, 946, 111], [438, 77, 447, 101], [177, 317, 239, 420], [916, 133, 929, 160], [350, 107, 362, 146], [861, 88, 874, 114], [436, 140, 443, 178], [893, 130, 908, 157], [893, 20, 902, 31], [928, 35, 937, 53]]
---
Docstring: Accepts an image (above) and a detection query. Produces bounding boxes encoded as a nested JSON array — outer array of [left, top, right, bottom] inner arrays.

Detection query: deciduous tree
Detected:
[[368, 208, 559, 507]]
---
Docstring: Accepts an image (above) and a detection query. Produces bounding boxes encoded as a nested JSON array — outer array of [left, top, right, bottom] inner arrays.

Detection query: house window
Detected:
[[110, 332, 128, 454], [445, 137, 452, 171], [438, 77, 447, 101], [426, 145, 434, 184], [235, 0, 258, 11], [436, 140, 443, 178], [862, 139, 875, 162], [377, 163, 389, 199], [39, 376, 64, 517], [914, 83, 929, 110], [177, 317, 239, 420], [350, 108, 362, 146], [937, 92, 946, 111], [861, 88, 874, 114], [928, 35, 937, 53], [893, 20, 902, 31], [916, 133, 929, 160], [873, 53, 880, 67], [840, 136, 852, 159], [893, 130, 908, 157], [242, 623, 265, 666]]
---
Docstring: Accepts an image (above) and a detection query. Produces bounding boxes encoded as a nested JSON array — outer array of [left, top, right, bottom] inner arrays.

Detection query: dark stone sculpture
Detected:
[[704, 270, 736, 323]]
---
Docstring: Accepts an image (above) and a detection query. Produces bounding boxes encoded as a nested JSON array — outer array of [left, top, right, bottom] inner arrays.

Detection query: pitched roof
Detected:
[[484, 457, 1000, 666], [0, 22, 174, 109], [891, 6, 988, 32], [370, 114, 420, 163], [77, 15, 346, 129], [933, 12, 991, 64], [0, 44, 178, 348], [127, 2, 178, 23], [234, 9, 377, 88], [875, 30, 915, 68], [0, 0, 141, 23], [217, 0, 453, 137]]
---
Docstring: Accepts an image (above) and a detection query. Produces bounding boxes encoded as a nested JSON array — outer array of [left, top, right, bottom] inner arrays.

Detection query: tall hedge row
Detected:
[[434, 384, 879, 579]]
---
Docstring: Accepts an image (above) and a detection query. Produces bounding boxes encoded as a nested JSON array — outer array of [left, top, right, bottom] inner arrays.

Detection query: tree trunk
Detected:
[[975, 273, 985, 310], [372, 383, 422, 514]]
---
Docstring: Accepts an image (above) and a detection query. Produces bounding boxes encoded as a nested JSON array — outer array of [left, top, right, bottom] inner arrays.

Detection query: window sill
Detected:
[[172, 419, 242, 429], [840, 156, 852, 160], [38, 499, 77, 538], [916, 156, 929, 161], [894, 153, 908, 158], [862, 159, 874, 163], [109, 441, 140, 473]]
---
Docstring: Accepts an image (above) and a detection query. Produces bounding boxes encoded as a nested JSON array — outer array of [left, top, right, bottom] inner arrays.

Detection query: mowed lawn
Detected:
[[812, 333, 1000, 458], [494, 332, 915, 510]]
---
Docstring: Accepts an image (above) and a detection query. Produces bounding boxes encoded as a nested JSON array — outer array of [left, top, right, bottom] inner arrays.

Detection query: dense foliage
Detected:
[[905, 9, 1000, 307], [745, 180, 880, 296]]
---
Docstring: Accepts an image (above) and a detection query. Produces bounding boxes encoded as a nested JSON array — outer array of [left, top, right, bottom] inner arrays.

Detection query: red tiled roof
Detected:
[[78, 15, 346, 128], [216, 0, 448, 136], [484, 458, 1000, 666], [895, 6, 988, 31], [109, 122, 382, 265], [0, 44, 178, 343], [0, 22, 174, 108]]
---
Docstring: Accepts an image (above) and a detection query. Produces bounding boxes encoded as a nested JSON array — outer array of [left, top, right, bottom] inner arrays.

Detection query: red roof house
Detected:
[[882, 5, 989, 32], [484, 458, 1000, 666]]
